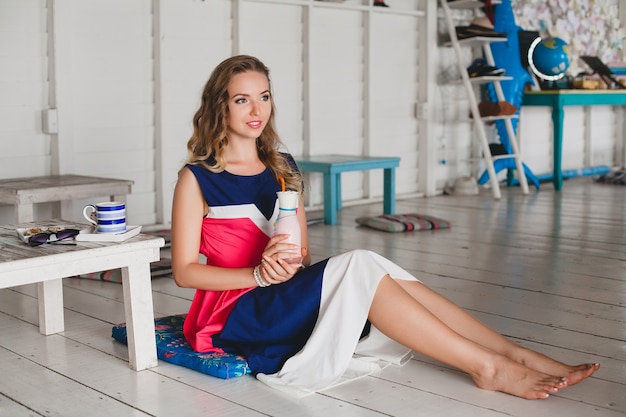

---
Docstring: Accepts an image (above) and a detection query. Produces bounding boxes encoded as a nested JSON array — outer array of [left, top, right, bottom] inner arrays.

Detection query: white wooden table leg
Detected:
[[121, 260, 158, 371], [111, 194, 127, 204], [58, 200, 72, 221], [16, 203, 34, 224], [37, 279, 65, 335]]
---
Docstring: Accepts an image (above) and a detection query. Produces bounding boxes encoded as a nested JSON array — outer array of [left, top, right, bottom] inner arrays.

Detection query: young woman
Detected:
[[171, 54, 599, 398]]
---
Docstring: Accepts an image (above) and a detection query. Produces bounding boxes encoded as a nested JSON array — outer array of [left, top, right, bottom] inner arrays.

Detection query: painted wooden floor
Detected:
[[0, 176, 624, 417]]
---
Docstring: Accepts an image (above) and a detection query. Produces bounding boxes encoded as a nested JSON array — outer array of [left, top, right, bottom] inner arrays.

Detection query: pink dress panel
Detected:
[[183, 217, 270, 352]]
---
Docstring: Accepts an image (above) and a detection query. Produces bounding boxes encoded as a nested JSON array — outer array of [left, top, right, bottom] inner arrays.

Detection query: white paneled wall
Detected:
[[0, 0, 432, 226], [0, 0, 622, 226], [0, 0, 424, 224]]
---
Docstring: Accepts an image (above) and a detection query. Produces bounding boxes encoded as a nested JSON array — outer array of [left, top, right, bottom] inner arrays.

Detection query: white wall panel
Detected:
[[369, 13, 419, 195], [560, 107, 586, 171], [309, 9, 363, 154], [307, 9, 366, 204], [0, 29, 47, 57], [156, 0, 233, 224], [518, 107, 553, 175], [0, 0, 49, 222], [73, 126, 154, 153], [589, 107, 617, 167], [237, 2, 304, 157]]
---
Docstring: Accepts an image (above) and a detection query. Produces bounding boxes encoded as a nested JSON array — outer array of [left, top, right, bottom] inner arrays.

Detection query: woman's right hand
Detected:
[[259, 234, 302, 284]]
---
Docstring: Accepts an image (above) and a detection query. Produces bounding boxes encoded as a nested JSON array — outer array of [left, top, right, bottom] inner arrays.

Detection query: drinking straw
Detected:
[[278, 176, 285, 192]]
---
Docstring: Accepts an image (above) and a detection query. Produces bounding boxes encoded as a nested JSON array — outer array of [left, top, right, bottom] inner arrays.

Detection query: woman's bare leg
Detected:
[[369, 275, 568, 399], [395, 279, 599, 386]]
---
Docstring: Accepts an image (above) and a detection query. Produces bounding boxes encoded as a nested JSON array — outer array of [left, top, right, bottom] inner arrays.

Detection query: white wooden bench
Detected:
[[0, 175, 133, 223]]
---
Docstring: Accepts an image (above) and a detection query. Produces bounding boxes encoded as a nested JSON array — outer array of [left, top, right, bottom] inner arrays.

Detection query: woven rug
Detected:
[[77, 228, 172, 283], [356, 213, 451, 233], [593, 169, 626, 185], [78, 258, 171, 283], [143, 228, 171, 248]]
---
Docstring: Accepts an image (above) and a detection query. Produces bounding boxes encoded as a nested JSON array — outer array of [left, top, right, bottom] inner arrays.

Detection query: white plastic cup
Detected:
[[274, 191, 301, 263]]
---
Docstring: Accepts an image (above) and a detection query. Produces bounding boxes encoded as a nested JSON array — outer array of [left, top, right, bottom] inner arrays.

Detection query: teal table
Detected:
[[522, 90, 626, 190], [295, 155, 400, 225]]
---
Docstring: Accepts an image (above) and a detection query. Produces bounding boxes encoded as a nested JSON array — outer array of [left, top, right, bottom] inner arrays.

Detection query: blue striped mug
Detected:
[[83, 202, 126, 234]]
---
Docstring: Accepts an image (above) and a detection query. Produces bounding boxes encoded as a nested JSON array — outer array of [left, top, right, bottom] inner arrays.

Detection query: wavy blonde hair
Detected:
[[185, 55, 302, 193]]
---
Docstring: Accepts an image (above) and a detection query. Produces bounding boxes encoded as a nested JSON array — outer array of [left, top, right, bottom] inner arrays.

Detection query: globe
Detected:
[[528, 36, 571, 81]]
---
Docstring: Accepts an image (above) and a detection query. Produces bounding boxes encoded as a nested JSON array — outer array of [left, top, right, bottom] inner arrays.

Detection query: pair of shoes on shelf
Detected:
[[466, 58, 506, 77], [470, 101, 518, 118], [443, 176, 479, 196], [456, 26, 506, 40], [489, 143, 508, 156], [456, 17, 506, 39], [373, 1, 389, 6]]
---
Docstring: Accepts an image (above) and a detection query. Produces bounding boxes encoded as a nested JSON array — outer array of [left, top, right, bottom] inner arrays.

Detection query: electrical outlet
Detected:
[[42, 108, 58, 134], [415, 102, 428, 119]]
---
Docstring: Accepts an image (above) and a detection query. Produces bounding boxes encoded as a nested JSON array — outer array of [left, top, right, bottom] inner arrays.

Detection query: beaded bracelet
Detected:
[[253, 265, 271, 287]]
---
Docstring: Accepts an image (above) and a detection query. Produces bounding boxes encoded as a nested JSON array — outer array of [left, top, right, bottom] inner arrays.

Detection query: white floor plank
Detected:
[[340, 360, 624, 417], [0, 314, 264, 417], [0, 394, 41, 417], [0, 346, 152, 417]]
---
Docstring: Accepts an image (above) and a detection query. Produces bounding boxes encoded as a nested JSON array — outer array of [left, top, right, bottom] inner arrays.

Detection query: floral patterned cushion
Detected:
[[112, 314, 250, 379]]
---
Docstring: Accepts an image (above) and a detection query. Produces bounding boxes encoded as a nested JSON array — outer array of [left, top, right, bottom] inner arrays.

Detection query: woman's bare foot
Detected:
[[562, 363, 600, 385], [508, 347, 600, 386], [472, 355, 568, 399]]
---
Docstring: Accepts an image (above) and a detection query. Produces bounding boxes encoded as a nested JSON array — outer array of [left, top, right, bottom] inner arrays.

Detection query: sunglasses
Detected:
[[28, 228, 81, 247]]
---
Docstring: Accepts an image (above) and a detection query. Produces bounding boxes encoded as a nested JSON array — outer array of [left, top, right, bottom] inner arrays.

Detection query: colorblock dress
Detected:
[[183, 155, 419, 396]]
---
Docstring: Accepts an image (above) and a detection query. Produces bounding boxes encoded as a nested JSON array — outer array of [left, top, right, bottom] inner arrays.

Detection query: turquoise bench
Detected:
[[295, 154, 401, 225]]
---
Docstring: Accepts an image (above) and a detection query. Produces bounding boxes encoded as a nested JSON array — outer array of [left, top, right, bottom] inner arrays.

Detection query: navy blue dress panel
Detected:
[[281, 152, 301, 175], [186, 163, 279, 221], [186, 152, 299, 221], [213, 259, 328, 375]]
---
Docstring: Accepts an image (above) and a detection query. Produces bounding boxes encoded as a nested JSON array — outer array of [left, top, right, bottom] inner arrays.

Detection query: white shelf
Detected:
[[444, 36, 507, 47], [450, 75, 513, 85], [492, 154, 519, 162], [472, 75, 513, 83], [443, 37, 507, 48], [446, 0, 501, 10], [480, 114, 519, 122], [251, 0, 426, 16]]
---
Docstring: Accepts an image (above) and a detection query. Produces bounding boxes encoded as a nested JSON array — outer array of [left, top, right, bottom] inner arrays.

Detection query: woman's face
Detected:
[[226, 71, 272, 141]]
